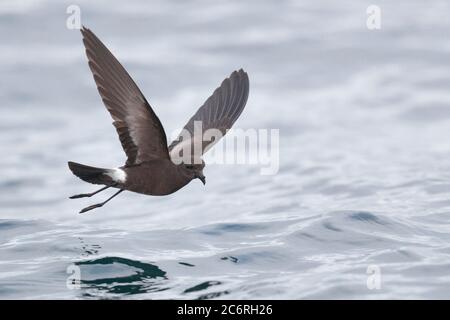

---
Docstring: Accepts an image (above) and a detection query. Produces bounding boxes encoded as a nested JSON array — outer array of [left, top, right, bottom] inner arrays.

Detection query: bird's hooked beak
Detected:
[[197, 174, 206, 185]]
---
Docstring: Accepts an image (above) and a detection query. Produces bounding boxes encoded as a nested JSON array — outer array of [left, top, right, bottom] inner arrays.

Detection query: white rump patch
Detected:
[[105, 168, 127, 183]]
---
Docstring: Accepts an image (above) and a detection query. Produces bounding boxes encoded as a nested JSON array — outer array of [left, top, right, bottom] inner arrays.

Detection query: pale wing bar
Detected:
[[81, 27, 169, 165]]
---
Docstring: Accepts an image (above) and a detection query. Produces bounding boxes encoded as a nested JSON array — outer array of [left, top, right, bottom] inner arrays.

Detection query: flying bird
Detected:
[[68, 27, 250, 213]]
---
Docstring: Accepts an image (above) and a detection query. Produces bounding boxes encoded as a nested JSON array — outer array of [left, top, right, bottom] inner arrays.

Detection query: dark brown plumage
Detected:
[[68, 27, 250, 213]]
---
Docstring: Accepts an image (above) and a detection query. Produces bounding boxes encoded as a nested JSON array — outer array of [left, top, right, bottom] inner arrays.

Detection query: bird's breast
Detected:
[[121, 162, 191, 196]]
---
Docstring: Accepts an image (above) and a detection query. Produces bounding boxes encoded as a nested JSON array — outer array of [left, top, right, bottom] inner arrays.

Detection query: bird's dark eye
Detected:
[[185, 165, 194, 170]]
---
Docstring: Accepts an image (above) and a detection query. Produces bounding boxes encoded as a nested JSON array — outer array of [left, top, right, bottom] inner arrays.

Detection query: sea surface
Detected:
[[1, 0, 450, 299]]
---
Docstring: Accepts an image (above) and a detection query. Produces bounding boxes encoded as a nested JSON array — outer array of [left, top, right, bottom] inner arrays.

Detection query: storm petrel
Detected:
[[68, 27, 249, 213]]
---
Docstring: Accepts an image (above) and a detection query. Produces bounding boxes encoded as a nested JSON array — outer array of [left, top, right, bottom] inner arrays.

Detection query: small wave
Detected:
[[75, 257, 168, 296]]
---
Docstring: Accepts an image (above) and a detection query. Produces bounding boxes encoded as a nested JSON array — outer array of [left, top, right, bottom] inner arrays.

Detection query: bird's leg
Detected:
[[70, 184, 116, 199], [79, 189, 124, 214]]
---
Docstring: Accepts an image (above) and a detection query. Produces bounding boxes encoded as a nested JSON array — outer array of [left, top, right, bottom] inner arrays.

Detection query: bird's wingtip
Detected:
[[230, 68, 248, 79], [67, 161, 78, 173], [237, 68, 249, 82], [80, 25, 90, 37], [237, 68, 248, 77]]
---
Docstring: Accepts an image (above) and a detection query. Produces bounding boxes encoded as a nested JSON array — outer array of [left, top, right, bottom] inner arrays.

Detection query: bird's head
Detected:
[[182, 160, 206, 185]]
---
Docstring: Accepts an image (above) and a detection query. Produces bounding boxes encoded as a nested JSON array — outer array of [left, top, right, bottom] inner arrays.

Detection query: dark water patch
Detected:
[[80, 242, 101, 256], [0, 178, 42, 188], [322, 221, 342, 232], [297, 232, 324, 242], [221, 256, 239, 263], [198, 223, 265, 236], [75, 257, 167, 296], [198, 290, 230, 300], [0, 284, 20, 297], [0, 219, 40, 230], [232, 251, 287, 265], [179, 262, 195, 267], [348, 212, 386, 225], [183, 281, 222, 294]]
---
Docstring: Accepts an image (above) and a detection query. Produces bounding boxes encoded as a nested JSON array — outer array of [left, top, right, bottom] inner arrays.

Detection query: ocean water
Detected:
[[1, 0, 450, 299]]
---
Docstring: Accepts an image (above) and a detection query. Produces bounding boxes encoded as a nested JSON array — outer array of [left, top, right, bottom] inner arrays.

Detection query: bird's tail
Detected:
[[68, 161, 114, 185]]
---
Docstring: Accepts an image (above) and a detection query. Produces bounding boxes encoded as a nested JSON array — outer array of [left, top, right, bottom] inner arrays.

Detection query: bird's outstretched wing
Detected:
[[168, 69, 249, 161], [81, 26, 169, 166]]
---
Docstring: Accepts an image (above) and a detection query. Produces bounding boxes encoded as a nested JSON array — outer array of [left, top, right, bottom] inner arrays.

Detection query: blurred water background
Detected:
[[1, 0, 450, 299]]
